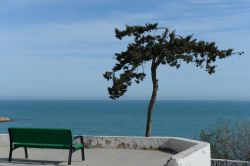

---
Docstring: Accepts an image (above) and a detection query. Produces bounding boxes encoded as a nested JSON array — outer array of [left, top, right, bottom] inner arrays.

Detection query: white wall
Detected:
[[0, 134, 211, 166]]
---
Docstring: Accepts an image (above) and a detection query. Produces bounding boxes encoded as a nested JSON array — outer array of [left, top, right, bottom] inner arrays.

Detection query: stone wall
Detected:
[[81, 136, 197, 150]]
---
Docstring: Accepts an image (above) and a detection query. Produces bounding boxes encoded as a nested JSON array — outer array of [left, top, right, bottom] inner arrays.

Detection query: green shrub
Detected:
[[199, 121, 250, 161]]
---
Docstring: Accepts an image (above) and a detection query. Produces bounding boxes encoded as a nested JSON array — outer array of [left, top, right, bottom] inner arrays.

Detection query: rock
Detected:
[[0, 116, 11, 122]]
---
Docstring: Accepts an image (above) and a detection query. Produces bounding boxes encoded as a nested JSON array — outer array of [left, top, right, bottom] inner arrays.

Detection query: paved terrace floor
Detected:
[[0, 147, 173, 166]]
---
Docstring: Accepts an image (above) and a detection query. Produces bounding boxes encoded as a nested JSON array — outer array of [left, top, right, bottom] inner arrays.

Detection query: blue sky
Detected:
[[0, 0, 249, 100]]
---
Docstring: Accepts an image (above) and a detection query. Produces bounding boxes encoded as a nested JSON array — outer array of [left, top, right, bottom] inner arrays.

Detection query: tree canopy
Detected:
[[104, 23, 242, 99]]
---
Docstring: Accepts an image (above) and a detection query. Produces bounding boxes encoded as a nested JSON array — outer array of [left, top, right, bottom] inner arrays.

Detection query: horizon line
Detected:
[[0, 99, 249, 102]]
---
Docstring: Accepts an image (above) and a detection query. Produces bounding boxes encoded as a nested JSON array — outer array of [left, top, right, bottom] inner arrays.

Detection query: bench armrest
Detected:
[[73, 136, 84, 144]]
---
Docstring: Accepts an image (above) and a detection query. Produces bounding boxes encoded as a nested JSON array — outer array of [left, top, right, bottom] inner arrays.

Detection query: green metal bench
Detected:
[[8, 127, 85, 165]]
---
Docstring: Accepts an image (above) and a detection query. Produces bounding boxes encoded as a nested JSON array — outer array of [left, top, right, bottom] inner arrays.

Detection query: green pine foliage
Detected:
[[104, 23, 242, 99]]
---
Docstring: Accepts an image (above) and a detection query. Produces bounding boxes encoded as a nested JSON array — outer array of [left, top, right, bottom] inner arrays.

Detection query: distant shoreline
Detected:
[[0, 117, 11, 122]]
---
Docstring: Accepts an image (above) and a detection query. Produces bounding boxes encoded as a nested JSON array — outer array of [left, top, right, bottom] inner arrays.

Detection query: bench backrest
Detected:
[[8, 128, 72, 146]]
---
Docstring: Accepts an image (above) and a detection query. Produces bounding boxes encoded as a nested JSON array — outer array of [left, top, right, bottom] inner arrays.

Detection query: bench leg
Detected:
[[68, 149, 72, 165], [24, 147, 28, 159], [8, 147, 13, 162], [81, 147, 85, 161]]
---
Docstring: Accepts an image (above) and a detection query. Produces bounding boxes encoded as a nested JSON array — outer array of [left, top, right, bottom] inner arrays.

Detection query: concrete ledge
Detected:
[[0, 134, 210, 166], [82, 136, 211, 166]]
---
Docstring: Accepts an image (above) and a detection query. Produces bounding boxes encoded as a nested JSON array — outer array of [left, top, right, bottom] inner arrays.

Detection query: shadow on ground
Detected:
[[0, 158, 65, 165]]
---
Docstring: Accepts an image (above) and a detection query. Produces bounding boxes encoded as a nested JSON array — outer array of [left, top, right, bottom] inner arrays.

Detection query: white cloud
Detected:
[[0, 21, 124, 58]]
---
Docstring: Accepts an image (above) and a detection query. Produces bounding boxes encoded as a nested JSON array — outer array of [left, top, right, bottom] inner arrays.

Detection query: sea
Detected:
[[0, 100, 249, 139]]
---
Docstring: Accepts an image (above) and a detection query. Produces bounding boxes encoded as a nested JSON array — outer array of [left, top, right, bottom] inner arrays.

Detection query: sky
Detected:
[[0, 0, 249, 100]]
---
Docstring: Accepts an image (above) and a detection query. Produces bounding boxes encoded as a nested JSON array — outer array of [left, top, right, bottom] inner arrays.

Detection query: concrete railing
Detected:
[[0, 134, 210, 166], [81, 136, 211, 166]]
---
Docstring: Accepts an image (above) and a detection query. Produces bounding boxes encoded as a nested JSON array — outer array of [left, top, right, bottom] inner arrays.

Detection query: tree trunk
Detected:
[[145, 66, 158, 137]]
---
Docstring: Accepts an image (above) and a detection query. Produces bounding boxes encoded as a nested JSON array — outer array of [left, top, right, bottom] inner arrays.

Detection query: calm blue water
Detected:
[[0, 100, 249, 138]]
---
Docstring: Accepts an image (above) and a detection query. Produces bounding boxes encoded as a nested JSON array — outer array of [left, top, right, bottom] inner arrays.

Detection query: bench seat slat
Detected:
[[14, 143, 83, 150]]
